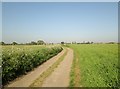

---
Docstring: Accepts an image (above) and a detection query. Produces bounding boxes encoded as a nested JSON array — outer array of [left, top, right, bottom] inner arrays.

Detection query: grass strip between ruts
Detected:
[[29, 47, 68, 87]]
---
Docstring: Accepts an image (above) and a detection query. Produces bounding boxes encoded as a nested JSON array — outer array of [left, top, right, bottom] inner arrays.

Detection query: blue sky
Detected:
[[0, 2, 2, 42], [2, 2, 118, 43]]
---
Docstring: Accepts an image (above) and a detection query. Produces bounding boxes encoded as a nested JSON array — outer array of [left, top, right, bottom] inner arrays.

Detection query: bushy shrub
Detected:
[[2, 46, 63, 85]]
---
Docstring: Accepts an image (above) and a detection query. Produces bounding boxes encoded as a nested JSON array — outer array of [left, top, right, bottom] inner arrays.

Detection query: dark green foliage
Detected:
[[37, 40, 45, 45], [61, 42, 64, 44], [2, 46, 63, 85], [0, 42, 5, 45], [12, 42, 18, 45]]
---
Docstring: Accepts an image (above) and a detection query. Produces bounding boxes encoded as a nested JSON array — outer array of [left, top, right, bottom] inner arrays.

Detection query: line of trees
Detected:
[[61, 41, 117, 44], [61, 41, 94, 44], [0, 40, 45, 45], [0, 40, 118, 45]]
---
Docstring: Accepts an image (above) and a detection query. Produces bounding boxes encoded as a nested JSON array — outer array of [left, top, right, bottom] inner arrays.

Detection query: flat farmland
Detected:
[[69, 44, 118, 87]]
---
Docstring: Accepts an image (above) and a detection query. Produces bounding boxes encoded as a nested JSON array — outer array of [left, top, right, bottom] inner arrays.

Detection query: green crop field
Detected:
[[69, 44, 119, 87], [2, 45, 63, 85]]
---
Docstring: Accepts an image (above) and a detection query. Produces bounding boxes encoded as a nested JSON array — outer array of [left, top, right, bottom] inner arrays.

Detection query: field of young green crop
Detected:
[[69, 44, 119, 87], [2, 45, 63, 85]]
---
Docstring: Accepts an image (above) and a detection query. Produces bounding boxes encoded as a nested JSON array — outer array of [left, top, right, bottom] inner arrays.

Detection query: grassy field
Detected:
[[2, 45, 63, 85], [69, 44, 118, 87]]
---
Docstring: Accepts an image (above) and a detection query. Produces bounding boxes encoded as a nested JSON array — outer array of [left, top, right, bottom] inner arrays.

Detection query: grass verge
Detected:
[[69, 47, 81, 87]]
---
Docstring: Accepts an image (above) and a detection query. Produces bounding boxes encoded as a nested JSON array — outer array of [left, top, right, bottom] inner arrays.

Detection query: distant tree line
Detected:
[[0, 40, 118, 45], [61, 41, 94, 44], [0, 40, 45, 45], [61, 41, 117, 44]]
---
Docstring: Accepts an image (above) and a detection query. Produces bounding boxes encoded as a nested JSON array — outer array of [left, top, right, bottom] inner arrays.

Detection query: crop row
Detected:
[[2, 45, 63, 85]]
